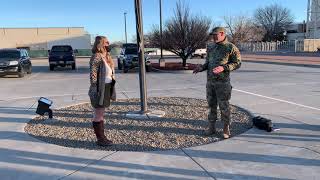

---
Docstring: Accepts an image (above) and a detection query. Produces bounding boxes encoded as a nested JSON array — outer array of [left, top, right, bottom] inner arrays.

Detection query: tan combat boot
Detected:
[[223, 124, 231, 139], [204, 121, 216, 136]]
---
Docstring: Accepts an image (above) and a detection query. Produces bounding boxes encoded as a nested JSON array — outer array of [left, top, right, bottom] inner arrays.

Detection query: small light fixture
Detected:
[[36, 97, 53, 119]]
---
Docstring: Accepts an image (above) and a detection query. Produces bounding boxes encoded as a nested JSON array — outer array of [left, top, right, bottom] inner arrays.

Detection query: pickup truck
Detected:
[[48, 45, 77, 71], [117, 43, 151, 73]]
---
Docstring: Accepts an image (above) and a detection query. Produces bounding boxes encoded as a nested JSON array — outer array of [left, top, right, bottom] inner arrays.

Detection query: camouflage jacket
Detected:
[[201, 38, 241, 82]]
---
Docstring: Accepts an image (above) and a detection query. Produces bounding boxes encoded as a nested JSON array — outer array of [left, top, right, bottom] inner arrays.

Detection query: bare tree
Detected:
[[254, 4, 294, 41], [149, 1, 211, 67], [223, 15, 265, 44]]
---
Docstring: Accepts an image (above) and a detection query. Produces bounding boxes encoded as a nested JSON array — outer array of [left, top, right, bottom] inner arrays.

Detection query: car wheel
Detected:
[[123, 62, 128, 73], [146, 64, 152, 72], [72, 63, 76, 70], [18, 67, 25, 78], [117, 59, 122, 70], [201, 54, 204, 59], [27, 66, 32, 74], [49, 65, 55, 71]]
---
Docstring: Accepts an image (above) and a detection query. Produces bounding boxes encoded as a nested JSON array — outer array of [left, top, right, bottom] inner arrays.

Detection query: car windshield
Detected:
[[0, 51, 20, 59], [125, 48, 138, 55], [51, 46, 72, 52]]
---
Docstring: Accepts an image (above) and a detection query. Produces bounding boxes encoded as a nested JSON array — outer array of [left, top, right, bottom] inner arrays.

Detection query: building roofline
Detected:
[[0, 27, 85, 29], [0, 48, 22, 51]]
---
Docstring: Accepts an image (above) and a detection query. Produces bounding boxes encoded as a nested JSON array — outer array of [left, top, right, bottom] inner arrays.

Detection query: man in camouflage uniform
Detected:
[[193, 27, 241, 139]]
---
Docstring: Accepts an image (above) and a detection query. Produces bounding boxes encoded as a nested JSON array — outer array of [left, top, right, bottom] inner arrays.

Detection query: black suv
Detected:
[[0, 48, 32, 78], [117, 43, 151, 73], [48, 45, 77, 71]]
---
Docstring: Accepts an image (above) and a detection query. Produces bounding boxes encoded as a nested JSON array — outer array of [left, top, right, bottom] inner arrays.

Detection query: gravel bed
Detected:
[[25, 97, 252, 151]]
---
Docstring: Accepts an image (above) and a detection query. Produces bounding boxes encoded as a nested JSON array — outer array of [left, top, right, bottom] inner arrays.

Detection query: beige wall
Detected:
[[0, 27, 91, 50], [303, 39, 320, 51]]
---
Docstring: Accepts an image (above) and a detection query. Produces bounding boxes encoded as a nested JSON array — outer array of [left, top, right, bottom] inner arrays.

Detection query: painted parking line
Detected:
[[26, 72, 40, 80], [3, 86, 319, 112], [0, 93, 87, 102], [0, 86, 205, 102], [234, 88, 320, 111]]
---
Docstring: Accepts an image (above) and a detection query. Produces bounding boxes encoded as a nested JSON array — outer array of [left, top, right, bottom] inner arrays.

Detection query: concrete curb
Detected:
[[151, 67, 194, 74], [243, 59, 320, 68]]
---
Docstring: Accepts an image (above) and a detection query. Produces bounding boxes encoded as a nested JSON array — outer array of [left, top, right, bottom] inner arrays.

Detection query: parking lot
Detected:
[[1, 57, 320, 111], [1, 57, 320, 125], [1, 56, 320, 132]]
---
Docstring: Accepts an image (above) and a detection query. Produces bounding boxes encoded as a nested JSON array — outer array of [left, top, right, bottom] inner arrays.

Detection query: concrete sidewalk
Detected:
[[242, 54, 320, 68]]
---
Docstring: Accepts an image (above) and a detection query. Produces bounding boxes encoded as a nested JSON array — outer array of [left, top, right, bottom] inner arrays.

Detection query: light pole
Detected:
[[159, 0, 163, 60], [124, 12, 128, 44], [134, 0, 147, 113]]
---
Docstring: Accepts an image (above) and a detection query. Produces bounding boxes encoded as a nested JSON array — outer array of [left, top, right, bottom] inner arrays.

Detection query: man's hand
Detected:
[[193, 65, 202, 74], [213, 66, 224, 74]]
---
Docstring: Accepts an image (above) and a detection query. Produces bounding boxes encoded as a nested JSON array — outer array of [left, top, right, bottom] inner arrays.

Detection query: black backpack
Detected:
[[252, 116, 273, 132]]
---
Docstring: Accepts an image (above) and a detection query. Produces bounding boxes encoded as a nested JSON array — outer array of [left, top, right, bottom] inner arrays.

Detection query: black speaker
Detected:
[[36, 97, 53, 118], [252, 116, 273, 132]]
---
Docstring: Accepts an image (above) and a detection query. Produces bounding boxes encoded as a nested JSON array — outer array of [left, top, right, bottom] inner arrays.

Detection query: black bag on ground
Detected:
[[252, 116, 273, 132]]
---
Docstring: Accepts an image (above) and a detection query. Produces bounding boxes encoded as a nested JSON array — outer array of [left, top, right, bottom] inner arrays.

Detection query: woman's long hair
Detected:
[[92, 36, 114, 69]]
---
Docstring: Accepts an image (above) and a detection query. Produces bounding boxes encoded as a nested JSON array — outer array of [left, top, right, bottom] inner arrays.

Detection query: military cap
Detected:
[[209, 27, 226, 35]]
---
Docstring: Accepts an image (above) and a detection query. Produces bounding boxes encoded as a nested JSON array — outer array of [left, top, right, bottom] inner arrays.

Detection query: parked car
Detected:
[[191, 48, 206, 59], [48, 45, 77, 71], [0, 48, 32, 78], [117, 43, 152, 73]]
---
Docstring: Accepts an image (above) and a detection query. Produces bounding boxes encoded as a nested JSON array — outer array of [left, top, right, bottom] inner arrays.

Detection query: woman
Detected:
[[89, 36, 115, 146]]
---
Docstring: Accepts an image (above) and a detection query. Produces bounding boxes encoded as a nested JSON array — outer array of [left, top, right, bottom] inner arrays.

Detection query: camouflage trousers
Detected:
[[206, 80, 232, 125]]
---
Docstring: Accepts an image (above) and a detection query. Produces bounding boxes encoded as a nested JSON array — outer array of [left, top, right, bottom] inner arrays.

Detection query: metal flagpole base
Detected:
[[126, 109, 165, 119]]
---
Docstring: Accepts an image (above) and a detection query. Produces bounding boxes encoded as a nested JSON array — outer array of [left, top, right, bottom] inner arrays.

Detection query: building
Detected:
[[306, 0, 320, 38], [286, 22, 306, 40], [307, 0, 320, 38], [285, 0, 320, 51], [0, 27, 91, 50]]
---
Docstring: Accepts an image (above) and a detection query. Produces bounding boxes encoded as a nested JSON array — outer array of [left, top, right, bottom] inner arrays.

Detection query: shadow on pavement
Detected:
[[0, 146, 296, 180]]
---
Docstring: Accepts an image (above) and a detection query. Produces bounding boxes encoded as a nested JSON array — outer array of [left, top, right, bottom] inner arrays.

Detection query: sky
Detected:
[[0, 0, 308, 42]]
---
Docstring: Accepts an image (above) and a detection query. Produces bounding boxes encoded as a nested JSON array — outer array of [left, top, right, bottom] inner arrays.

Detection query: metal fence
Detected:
[[239, 40, 305, 53]]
